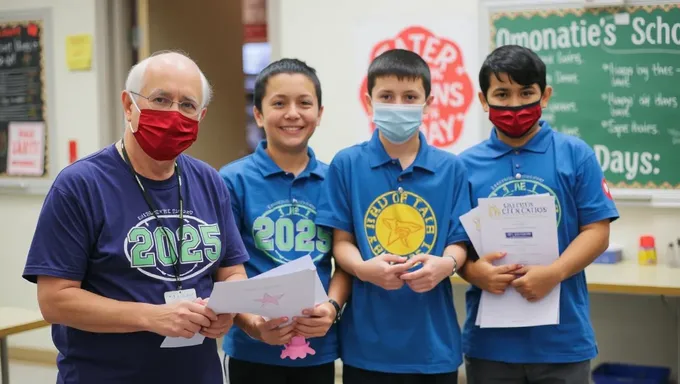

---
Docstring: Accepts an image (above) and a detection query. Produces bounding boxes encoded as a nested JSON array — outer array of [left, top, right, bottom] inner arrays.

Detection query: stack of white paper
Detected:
[[161, 255, 324, 348], [207, 255, 325, 325], [460, 194, 561, 329]]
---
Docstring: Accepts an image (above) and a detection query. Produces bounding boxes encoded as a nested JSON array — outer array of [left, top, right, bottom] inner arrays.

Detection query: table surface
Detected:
[[451, 260, 680, 296], [0, 307, 48, 338]]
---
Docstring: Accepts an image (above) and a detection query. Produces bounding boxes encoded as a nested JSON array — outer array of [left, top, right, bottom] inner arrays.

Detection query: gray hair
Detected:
[[124, 50, 213, 108]]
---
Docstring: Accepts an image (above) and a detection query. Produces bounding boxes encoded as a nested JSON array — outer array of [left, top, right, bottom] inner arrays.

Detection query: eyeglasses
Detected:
[[129, 91, 201, 118]]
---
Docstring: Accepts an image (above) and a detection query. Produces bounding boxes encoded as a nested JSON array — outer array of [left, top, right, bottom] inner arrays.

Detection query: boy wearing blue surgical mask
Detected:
[[316, 48, 471, 384]]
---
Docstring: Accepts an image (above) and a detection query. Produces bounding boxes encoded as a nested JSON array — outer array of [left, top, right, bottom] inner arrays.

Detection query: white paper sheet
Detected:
[[475, 194, 561, 328], [160, 333, 204, 348], [160, 288, 205, 348], [252, 255, 328, 304], [206, 268, 316, 326], [459, 207, 483, 254]]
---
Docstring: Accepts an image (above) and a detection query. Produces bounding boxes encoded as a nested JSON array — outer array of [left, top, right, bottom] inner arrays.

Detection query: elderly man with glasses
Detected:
[[22, 50, 249, 384]]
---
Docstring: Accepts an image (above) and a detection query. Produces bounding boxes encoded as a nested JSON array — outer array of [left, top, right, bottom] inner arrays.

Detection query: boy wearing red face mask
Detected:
[[458, 45, 619, 384]]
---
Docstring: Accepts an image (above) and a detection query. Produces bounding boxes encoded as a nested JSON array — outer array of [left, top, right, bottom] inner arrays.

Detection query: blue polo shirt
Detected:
[[316, 130, 471, 374], [459, 121, 619, 364], [219, 141, 338, 367]]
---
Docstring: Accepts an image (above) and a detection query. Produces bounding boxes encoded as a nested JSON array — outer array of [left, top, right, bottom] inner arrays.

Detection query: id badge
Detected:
[[164, 288, 197, 304]]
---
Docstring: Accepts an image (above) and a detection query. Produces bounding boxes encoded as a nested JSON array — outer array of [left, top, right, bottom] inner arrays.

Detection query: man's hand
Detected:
[[462, 252, 522, 294], [148, 300, 217, 338], [511, 265, 562, 302], [293, 302, 337, 339], [248, 316, 296, 346], [194, 298, 234, 339], [355, 254, 414, 290], [399, 254, 454, 293]]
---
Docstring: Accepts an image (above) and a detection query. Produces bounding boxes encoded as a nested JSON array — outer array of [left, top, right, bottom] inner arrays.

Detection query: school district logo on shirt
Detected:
[[364, 190, 437, 258], [489, 176, 562, 225], [252, 200, 331, 264], [125, 212, 222, 281]]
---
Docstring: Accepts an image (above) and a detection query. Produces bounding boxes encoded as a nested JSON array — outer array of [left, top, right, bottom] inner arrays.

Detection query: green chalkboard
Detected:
[[490, 4, 680, 189]]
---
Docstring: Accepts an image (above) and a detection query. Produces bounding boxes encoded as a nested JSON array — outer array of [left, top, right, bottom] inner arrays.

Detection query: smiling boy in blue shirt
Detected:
[[219, 58, 351, 384], [458, 45, 619, 384], [316, 48, 471, 384]]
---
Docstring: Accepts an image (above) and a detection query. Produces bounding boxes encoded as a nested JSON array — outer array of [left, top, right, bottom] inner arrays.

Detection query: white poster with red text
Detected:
[[355, 22, 481, 154], [7, 121, 45, 176]]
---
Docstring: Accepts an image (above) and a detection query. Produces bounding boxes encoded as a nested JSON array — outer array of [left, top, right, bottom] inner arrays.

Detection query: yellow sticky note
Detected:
[[66, 34, 92, 71]]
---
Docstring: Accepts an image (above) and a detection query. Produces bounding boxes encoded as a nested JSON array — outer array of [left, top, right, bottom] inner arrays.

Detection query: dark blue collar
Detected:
[[367, 130, 435, 173], [252, 140, 324, 179], [486, 120, 553, 158]]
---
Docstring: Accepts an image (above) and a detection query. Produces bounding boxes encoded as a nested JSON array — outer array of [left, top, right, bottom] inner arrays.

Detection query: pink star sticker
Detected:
[[255, 293, 284, 307]]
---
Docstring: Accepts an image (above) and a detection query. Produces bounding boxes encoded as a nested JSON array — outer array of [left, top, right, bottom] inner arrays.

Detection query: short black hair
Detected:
[[367, 49, 431, 97], [253, 58, 322, 112], [479, 45, 546, 98]]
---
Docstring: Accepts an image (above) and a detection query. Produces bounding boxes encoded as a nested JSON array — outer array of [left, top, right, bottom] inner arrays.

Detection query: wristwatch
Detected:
[[328, 298, 343, 323], [444, 254, 458, 276]]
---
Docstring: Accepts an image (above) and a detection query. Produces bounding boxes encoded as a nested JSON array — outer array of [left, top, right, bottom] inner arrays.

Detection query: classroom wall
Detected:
[[269, 0, 680, 376], [0, 0, 676, 371], [0, 0, 110, 351], [145, 0, 248, 169]]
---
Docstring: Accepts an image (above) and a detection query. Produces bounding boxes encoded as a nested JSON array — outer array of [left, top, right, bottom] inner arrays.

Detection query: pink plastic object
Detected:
[[280, 336, 316, 360]]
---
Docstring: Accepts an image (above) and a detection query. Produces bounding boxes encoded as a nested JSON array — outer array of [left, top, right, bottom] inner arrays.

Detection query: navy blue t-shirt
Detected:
[[220, 141, 338, 367], [23, 144, 249, 384]]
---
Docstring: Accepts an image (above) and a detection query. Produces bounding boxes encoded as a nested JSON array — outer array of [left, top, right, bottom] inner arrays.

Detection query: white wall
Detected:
[[0, 0, 111, 351], [269, 0, 680, 377]]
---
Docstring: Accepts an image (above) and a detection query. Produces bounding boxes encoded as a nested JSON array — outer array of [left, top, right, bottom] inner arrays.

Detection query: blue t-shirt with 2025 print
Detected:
[[22, 144, 249, 384], [220, 141, 338, 367]]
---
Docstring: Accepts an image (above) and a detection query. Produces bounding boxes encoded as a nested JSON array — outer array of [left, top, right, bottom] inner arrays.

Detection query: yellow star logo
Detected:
[[382, 218, 423, 248]]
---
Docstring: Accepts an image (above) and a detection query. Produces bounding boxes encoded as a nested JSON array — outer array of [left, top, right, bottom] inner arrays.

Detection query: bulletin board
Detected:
[[478, 0, 680, 207], [0, 8, 55, 194]]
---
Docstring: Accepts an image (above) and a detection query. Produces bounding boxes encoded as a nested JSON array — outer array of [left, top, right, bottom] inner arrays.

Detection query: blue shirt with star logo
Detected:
[[459, 121, 619, 364], [316, 130, 471, 374], [219, 141, 338, 367]]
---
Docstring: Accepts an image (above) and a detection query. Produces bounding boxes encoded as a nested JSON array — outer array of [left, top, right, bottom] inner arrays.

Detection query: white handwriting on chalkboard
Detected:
[[639, 94, 651, 107], [0, 42, 11, 53], [601, 119, 629, 138], [14, 39, 38, 53], [539, 53, 584, 66], [636, 66, 650, 82], [555, 71, 579, 84], [559, 126, 581, 137], [557, 52, 583, 65], [668, 129, 680, 146], [631, 16, 680, 46], [602, 63, 633, 88], [594, 145, 660, 181], [495, 20, 617, 52], [498, 15, 680, 54], [601, 120, 659, 138], [547, 101, 578, 113], [631, 121, 658, 135], [655, 93, 678, 108], [652, 63, 674, 77], [601, 93, 633, 117], [0, 52, 16, 67]]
